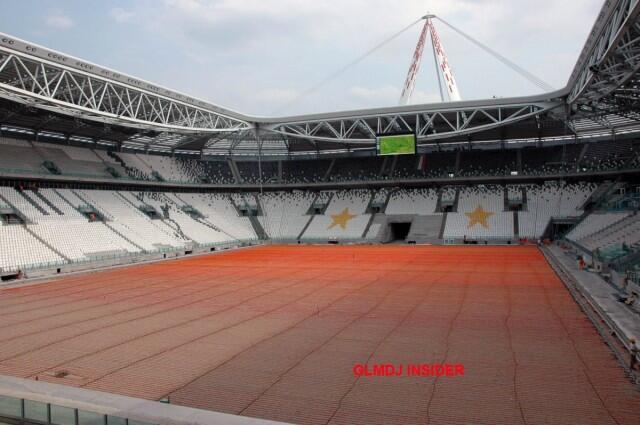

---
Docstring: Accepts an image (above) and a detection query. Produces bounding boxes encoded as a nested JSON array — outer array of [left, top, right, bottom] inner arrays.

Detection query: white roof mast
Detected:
[[399, 14, 462, 105]]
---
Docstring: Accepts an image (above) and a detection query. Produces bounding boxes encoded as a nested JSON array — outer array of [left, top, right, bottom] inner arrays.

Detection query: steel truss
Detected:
[[265, 101, 562, 144], [0, 47, 251, 134], [1, 0, 640, 153], [568, 0, 640, 106]]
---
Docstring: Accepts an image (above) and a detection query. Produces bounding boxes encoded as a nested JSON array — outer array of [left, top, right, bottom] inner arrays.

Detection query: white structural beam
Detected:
[[399, 17, 430, 105], [265, 101, 561, 144], [0, 40, 251, 134], [2, 0, 640, 151], [568, 0, 640, 105], [428, 17, 462, 102]]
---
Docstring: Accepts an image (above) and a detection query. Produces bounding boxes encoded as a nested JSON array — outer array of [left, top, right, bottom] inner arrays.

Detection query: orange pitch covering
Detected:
[[0, 245, 637, 425]]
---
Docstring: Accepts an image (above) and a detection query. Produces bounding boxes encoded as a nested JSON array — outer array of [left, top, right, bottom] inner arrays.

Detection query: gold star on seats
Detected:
[[465, 205, 494, 229], [328, 208, 357, 230]]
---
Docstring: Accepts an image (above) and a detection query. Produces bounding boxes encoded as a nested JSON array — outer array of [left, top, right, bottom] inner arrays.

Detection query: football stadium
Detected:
[[0, 1, 639, 424]]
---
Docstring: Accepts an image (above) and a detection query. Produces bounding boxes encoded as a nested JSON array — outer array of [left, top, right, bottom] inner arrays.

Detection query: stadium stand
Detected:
[[302, 189, 372, 240], [391, 152, 454, 179], [522, 145, 574, 175], [329, 157, 384, 181], [565, 209, 640, 255], [258, 191, 315, 239], [0, 173, 610, 274], [75, 189, 187, 249], [443, 185, 514, 240], [176, 193, 257, 240], [2, 5, 640, 423], [0, 224, 65, 272], [579, 139, 635, 173], [192, 160, 234, 184], [281, 158, 332, 183], [518, 182, 594, 238], [114, 153, 156, 180], [458, 149, 517, 177], [386, 188, 438, 214], [579, 214, 640, 252], [365, 222, 382, 239], [0, 138, 46, 174], [237, 160, 279, 183], [506, 184, 524, 202], [138, 192, 231, 245], [142, 155, 201, 183], [32, 142, 112, 177], [566, 212, 631, 242], [1, 137, 639, 185]]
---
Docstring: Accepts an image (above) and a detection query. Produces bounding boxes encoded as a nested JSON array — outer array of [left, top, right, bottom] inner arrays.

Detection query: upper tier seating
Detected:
[[329, 157, 383, 182], [281, 159, 332, 183], [458, 150, 517, 177], [141, 155, 201, 183], [32, 142, 115, 178], [0, 137, 637, 184], [237, 161, 279, 184], [115, 153, 155, 180], [579, 139, 635, 173], [0, 138, 48, 173], [200, 161, 235, 184], [92, 150, 128, 177]]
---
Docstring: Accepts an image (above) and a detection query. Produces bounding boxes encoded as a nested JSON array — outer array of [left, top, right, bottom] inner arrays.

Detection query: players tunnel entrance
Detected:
[[389, 222, 411, 242]]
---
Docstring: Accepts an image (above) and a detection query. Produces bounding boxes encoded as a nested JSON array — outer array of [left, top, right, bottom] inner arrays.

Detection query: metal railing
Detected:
[[0, 375, 282, 425], [0, 394, 155, 425]]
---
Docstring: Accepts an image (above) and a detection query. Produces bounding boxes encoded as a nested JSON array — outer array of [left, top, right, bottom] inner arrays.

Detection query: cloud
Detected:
[[411, 90, 445, 105], [110, 8, 135, 23], [349, 85, 401, 103], [255, 88, 299, 105], [348, 85, 441, 106], [45, 13, 74, 30], [21, 0, 602, 115]]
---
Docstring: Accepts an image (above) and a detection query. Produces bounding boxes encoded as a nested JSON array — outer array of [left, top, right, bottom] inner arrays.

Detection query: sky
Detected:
[[0, 0, 604, 117]]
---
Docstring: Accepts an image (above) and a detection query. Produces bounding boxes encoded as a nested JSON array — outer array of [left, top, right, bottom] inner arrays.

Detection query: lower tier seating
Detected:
[[0, 182, 612, 273]]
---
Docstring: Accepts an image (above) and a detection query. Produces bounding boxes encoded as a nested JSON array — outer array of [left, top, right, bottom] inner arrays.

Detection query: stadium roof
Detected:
[[0, 0, 639, 156]]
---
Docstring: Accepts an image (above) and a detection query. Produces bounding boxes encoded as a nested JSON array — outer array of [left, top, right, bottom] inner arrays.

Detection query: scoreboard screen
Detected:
[[376, 134, 416, 156]]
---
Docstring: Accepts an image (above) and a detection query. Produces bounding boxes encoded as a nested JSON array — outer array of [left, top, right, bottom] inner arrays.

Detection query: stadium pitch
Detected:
[[0, 245, 638, 424]]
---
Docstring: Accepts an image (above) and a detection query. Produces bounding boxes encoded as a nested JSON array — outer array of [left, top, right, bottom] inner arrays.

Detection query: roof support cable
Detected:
[[435, 16, 554, 92], [274, 18, 423, 114]]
